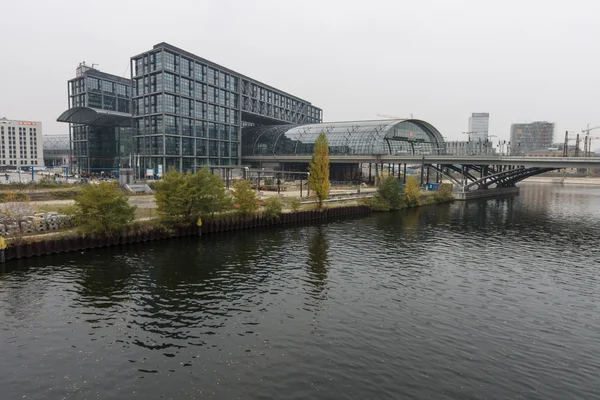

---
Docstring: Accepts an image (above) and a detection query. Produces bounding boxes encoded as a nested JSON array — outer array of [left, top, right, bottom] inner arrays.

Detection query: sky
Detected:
[[1, 0, 599, 144]]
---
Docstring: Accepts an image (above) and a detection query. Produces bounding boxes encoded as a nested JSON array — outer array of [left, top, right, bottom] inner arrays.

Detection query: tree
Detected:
[[308, 133, 330, 209], [404, 176, 422, 207], [263, 196, 283, 219], [74, 182, 136, 235], [232, 179, 259, 216], [371, 175, 405, 211], [155, 168, 230, 224]]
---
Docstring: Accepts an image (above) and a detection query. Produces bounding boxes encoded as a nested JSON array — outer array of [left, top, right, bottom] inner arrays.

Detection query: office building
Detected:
[[0, 118, 44, 167], [58, 43, 322, 173], [58, 62, 133, 173], [130, 43, 321, 171], [510, 121, 555, 155], [468, 112, 489, 142]]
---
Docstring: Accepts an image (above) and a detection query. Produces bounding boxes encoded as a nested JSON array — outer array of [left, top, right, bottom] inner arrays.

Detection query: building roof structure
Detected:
[[242, 119, 445, 157]]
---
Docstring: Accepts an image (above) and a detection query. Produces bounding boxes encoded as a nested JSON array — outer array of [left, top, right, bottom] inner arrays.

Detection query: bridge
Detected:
[[243, 154, 600, 196]]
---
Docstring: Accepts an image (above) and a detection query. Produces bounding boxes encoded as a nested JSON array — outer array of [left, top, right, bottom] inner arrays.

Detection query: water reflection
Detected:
[[306, 227, 329, 298]]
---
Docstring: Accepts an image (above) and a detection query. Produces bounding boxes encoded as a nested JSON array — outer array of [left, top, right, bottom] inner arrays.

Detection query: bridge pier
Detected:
[[454, 186, 520, 200]]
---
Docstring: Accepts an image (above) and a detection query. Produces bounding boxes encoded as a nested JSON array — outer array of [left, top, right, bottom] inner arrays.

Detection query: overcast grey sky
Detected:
[[1, 0, 599, 143]]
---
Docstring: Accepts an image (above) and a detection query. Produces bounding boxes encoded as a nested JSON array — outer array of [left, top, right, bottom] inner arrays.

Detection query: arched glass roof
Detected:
[[242, 119, 445, 157]]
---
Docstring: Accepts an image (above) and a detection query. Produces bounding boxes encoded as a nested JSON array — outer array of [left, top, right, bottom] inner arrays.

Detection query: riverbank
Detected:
[[0, 206, 372, 262]]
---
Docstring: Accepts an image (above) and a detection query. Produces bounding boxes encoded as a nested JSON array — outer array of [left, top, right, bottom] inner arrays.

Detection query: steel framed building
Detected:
[[130, 43, 322, 172], [58, 43, 322, 174], [57, 63, 133, 173]]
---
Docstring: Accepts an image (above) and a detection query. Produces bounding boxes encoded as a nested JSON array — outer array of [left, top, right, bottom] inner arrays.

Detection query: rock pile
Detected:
[[0, 212, 75, 236]]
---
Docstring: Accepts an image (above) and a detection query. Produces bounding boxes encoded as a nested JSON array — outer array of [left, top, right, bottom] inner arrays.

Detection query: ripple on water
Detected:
[[1, 185, 600, 399]]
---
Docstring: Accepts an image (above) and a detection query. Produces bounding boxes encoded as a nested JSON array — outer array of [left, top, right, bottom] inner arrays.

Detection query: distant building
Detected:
[[445, 139, 495, 155], [43, 134, 70, 166], [468, 112, 489, 142], [510, 121, 555, 155], [0, 118, 44, 167]]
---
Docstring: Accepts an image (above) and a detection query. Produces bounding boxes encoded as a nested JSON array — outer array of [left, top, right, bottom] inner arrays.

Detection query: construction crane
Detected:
[[377, 113, 413, 120]]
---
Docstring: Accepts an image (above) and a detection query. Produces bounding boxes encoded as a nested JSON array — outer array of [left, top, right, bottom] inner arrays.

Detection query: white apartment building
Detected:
[[0, 118, 44, 167], [468, 112, 490, 143]]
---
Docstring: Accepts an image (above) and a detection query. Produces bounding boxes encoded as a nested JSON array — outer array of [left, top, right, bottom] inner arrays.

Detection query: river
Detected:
[[1, 184, 599, 399]]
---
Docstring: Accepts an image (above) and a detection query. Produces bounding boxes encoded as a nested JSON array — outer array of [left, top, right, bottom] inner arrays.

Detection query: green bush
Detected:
[[155, 168, 230, 224], [264, 197, 283, 219], [263, 178, 274, 186], [74, 182, 136, 235], [370, 175, 405, 211], [290, 197, 302, 212], [433, 183, 455, 203]]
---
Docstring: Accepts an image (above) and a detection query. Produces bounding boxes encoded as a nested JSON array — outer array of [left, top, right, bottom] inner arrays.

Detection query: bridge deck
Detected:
[[242, 155, 600, 169]]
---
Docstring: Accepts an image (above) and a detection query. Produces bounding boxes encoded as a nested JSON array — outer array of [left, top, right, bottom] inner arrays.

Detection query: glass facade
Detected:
[[66, 66, 133, 172], [242, 120, 445, 157], [131, 43, 322, 172]]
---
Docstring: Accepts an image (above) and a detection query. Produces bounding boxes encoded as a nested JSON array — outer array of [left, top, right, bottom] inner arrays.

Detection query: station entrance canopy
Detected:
[[57, 107, 132, 127]]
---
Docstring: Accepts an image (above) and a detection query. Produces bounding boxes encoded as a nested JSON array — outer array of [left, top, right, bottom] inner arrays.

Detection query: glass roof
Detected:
[[242, 119, 445, 156]]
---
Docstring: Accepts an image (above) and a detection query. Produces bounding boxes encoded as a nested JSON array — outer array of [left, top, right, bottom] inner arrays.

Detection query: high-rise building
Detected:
[[468, 112, 489, 143], [58, 43, 322, 174], [130, 43, 322, 171], [0, 118, 44, 167], [510, 121, 555, 155], [58, 62, 133, 173]]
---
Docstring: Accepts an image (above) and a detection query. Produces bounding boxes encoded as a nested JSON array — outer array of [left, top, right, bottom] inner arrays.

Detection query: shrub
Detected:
[[404, 176, 422, 207], [155, 168, 230, 224], [263, 197, 283, 219], [371, 175, 405, 211], [232, 180, 259, 216], [433, 183, 455, 203], [290, 197, 302, 212], [74, 182, 136, 235]]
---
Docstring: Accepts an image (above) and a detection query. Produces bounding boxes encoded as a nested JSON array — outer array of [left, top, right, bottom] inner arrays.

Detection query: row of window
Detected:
[[0, 160, 40, 165], [87, 93, 131, 113], [76, 77, 130, 98], [134, 51, 239, 92], [133, 95, 239, 124], [134, 117, 239, 139], [134, 72, 240, 106]]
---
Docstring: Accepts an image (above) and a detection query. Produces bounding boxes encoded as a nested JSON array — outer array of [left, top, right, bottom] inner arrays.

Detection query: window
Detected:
[[196, 139, 207, 156], [165, 136, 180, 155], [164, 94, 176, 114], [208, 123, 218, 139], [182, 137, 193, 155], [208, 140, 219, 157], [102, 81, 114, 93], [163, 52, 176, 71], [163, 72, 176, 92]]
